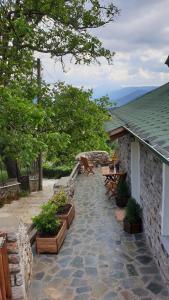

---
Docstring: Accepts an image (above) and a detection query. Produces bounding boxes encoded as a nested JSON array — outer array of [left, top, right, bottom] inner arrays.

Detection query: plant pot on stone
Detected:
[[51, 190, 75, 229], [32, 203, 67, 254], [123, 197, 142, 234], [115, 179, 130, 208]]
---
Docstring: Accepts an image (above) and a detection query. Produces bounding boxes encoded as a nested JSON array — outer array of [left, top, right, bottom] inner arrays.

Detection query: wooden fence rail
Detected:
[[0, 235, 11, 300]]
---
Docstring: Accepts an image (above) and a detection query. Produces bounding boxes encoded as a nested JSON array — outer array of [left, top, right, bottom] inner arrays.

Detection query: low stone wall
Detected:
[[6, 222, 33, 300], [53, 162, 80, 200], [29, 178, 39, 193], [0, 182, 20, 203], [76, 151, 109, 166]]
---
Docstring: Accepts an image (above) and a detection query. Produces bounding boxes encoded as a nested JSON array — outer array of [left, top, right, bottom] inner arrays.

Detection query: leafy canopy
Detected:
[[0, 0, 119, 84], [0, 0, 119, 168]]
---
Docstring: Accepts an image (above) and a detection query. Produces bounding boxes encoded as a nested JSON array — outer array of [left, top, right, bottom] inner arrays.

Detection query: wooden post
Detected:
[[0, 236, 12, 300], [37, 58, 43, 191]]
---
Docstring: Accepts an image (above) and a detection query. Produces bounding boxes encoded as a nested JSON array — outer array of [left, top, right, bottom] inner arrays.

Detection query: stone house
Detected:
[[106, 82, 169, 285]]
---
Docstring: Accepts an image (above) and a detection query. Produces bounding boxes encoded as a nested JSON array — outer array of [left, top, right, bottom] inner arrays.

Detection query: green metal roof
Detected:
[[108, 82, 169, 162]]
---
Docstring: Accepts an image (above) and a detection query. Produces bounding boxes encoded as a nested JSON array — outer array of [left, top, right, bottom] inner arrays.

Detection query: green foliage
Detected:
[[46, 83, 111, 164], [19, 190, 29, 198], [32, 203, 61, 235], [0, 0, 119, 86], [51, 190, 68, 213], [0, 0, 119, 172], [41, 201, 57, 214], [125, 198, 142, 224], [43, 164, 72, 179], [116, 180, 129, 200]]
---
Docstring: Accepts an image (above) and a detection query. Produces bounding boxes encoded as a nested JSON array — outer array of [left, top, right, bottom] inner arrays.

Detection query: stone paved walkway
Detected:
[[28, 169, 169, 300]]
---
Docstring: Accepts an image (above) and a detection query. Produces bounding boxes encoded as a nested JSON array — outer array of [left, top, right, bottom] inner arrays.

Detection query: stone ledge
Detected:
[[53, 163, 80, 198]]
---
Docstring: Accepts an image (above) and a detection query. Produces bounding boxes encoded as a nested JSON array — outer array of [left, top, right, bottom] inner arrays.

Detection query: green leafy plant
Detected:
[[43, 165, 72, 179], [19, 190, 29, 198], [32, 209, 61, 236], [116, 180, 129, 199], [116, 179, 130, 207], [41, 200, 56, 211], [125, 198, 142, 224], [51, 190, 68, 213]]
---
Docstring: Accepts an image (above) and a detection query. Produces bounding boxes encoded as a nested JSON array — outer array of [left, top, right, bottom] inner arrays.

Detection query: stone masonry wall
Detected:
[[0, 183, 20, 204], [76, 151, 109, 166], [6, 222, 33, 300], [29, 178, 39, 193], [140, 144, 169, 286], [118, 134, 132, 190], [118, 134, 169, 286]]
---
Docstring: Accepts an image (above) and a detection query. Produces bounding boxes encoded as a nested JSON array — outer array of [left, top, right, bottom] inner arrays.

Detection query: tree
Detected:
[[44, 83, 111, 164], [0, 0, 119, 179], [0, 81, 111, 173], [0, 0, 119, 84]]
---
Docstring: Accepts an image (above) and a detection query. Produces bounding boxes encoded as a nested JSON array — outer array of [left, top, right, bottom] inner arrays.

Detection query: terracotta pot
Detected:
[[123, 218, 142, 234], [36, 220, 67, 254], [57, 203, 75, 229]]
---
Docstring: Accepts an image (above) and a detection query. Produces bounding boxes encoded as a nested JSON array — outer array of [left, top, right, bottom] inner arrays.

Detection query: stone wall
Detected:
[[6, 222, 33, 300], [29, 178, 39, 193], [140, 144, 169, 285], [76, 151, 109, 166], [118, 134, 169, 286], [118, 134, 132, 190], [53, 162, 80, 200], [0, 182, 20, 204]]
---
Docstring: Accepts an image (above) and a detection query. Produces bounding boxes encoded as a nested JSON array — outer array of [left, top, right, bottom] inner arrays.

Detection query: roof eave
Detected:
[[123, 126, 169, 167]]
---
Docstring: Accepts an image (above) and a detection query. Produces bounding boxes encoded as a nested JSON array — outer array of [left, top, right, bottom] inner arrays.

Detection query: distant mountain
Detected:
[[109, 86, 157, 107]]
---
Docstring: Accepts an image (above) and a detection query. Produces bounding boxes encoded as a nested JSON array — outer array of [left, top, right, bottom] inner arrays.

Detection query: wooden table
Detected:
[[101, 166, 124, 185]]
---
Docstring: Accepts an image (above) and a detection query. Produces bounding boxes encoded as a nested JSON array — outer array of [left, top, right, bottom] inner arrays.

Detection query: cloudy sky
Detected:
[[41, 0, 169, 97]]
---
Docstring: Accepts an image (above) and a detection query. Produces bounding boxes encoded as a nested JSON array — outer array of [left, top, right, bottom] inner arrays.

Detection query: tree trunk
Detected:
[[3, 157, 20, 180]]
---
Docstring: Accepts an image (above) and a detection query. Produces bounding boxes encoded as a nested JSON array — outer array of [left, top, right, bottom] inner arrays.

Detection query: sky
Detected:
[[40, 0, 169, 97]]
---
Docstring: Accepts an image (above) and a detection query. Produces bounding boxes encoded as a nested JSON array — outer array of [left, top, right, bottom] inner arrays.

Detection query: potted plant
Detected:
[[115, 179, 130, 208], [123, 197, 142, 234], [51, 190, 75, 229], [32, 202, 67, 254]]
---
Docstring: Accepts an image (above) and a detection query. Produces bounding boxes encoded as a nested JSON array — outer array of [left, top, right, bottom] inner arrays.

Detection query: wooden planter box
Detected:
[[36, 220, 67, 254], [57, 203, 75, 229], [123, 218, 142, 234]]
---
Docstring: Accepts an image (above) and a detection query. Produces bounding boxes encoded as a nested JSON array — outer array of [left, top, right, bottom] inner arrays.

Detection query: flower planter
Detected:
[[123, 218, 142, 234], [57, 203, 75, 229], [36, 220, 67, 254]]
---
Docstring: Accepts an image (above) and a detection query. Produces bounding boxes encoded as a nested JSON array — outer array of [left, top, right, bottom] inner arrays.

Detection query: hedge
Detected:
[[43, 166, 72, 179]]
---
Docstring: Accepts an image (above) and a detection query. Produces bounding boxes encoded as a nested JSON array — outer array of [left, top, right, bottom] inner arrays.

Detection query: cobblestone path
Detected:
[[28, 169, 169, 300]]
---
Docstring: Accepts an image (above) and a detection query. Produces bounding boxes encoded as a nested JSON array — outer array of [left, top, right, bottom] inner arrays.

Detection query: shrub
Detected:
[[43, 165, 72, 179], [32, 209, 61, 235], [19, 189, 29, 197], [125, 197, 142, 224], [116, 179, 129, 199], [116, 179, 130, 207], [51, 190, 68, 213], [41, 200, 57, 213]]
